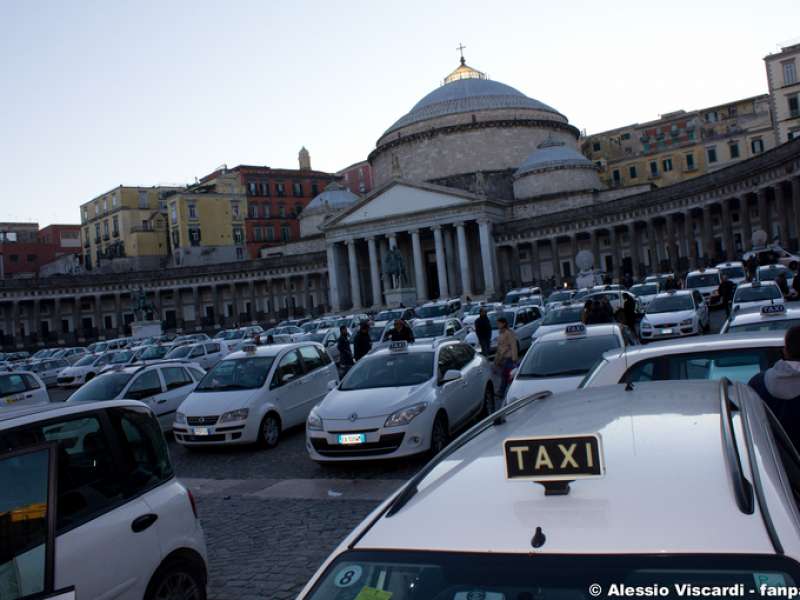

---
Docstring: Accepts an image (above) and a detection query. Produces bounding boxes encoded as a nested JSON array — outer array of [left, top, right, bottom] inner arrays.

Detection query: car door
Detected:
[[123, 369, 166, 424], [297, 345, 333, 412], [156, 366, 196, 429], [692, 290, 708, 325], [269, 349, 307, 427], [453, 343, 483, 415], [435, 346, 468, 427]]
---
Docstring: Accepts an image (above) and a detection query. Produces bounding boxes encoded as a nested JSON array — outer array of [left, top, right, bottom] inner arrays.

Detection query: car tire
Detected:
[[429, 412, 449, 457], [258, 413, 281, 449], [145, 556, 207, 600]]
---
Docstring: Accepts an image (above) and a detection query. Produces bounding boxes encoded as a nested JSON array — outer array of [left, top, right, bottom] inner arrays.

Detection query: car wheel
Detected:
[[145, 557, 206, 600], [258, 413, 281, 449], [430, 412, 449, 457], [480, 383, 495, 418]]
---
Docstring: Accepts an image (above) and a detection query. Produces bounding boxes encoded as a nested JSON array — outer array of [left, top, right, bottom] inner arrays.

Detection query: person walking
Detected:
[[748, 326, 800, 448], [494, 317, 519, 404], [746, 255, 758, 282], [474, 308, 492, 356], [622, 293, 637, 331], [776, 272, 791, 299], [386, 319, 415, 343], [336, 325, 354, 377], [717, 273, 736, 317], [352, 321, 372, 361]]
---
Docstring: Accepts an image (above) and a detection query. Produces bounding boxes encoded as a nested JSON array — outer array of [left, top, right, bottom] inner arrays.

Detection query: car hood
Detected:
[[506, 375, 584, 402], [317, 383, 431, 419], [643, 310, 696, 324], [532, 323, 576, 339], [60, 365, 92, 376], [179, 388, 261, 415], [734, 300, 781, 311]]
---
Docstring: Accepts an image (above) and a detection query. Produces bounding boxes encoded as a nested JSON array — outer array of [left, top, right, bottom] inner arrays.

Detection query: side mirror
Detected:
[[441, 369, 461, 384]]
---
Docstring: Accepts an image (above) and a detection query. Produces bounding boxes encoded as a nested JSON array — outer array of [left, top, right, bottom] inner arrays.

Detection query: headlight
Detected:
[[175, 412, 187, 424], [641, 321, 652, 329], [384, 402, 428, 427], [219, 408, 249, 423], [680, 318, 693, 326], [307, 410, 323, 431]]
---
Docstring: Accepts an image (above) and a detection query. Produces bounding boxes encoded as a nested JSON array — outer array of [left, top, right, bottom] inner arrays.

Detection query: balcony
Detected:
[[102, 234, 110, 241], [112, 230, 120, 238], [94, 237, 101, 244]]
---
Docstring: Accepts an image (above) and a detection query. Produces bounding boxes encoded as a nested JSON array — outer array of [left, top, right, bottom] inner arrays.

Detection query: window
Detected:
[[649, 161, 658, 177], [126, 370, 162, 400], [102, 198, 108, 212], [249, 204, 258, 218], [729, 143, 740, 159], [685, 153, 695, 170], [266, 226, 275, 241], [103, 220, 109, 236], [188, 203, 197, 219], [299, 345, 324, 372], [205, 342, 220, 354], [292, 182, 303, 197], [138, 191, 148, 208], [9, 254, 18, 263], [112, 215, 119, 236], [161, 366, 193, 390], [272, 350, 303, 387], [311, 182, 319, 196], [231, 202, 240, 218], [789, 94, 799, 117], [751, 138, 764, 154], [171, 229, 180, 248], [248, 182, 257, 195], [628, 165, 637, 179], [189, 227, 201, 246], [260, 182, 269, 196], [108, 406, 173, 493], [27, 254, 36, 262], [592, 142, 601, 151], [82, 207, 88, 222], [704, 111, 719, 123], [189, 346, 204, 358], [276, 183, 285, 197], [728, 105, 737, 118], [254, 227, 263, 241], [281, 225, 291, 241], [170, 203, 177, 224], [784, 61, 797, 86], [790, 128, 800, 141], [612, 169, 621, 185], [622, 348, 780, 384], [236, 247, 244, 260], [295, 203, 303, 216], [233, 227, 244, 244], [262, 204, 271, 218], [662, 158, 673, 172], [279, 204, 286, 218], [707, 146, 718, 163]]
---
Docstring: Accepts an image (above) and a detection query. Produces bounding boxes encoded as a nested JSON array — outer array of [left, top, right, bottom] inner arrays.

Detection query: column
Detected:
[[443, 227, 458, 296], [410, 230, 428, 302], [549, 238, 561, 286], [153, 289, 162, 323], [379, 237, 391, 293], [510, 244, 522, 287], [213, 284, 222, 328], [455, 222, 472, 298], [702, 205, 714, 264], [94, 295, 102, 340], [590, 230, 601, 270], [249, 280, 257, 322], [54, 297, 64, 343], [530, 240, 541, 284], [740, 196, 753, 251], [300, 275, 309, 313], [230, 284, 240, 323], [193, 287, 201, 330], [757, 188, 770, 237], [326, 243, 341, 313], [684, 213, 698, 270], [432, 225, 449, 298], [478, 221, 497, 294], [12, 301, 22, 348], [647, 220, 659, 271], [367, 237, 382, 308], [74, 297, 84, 343], [777, 184, 790, 248], [721, 200, 735, 260], [610, 227, 622, 281], [346, 239, 362, 309], [793, 178, 800, 248], [570, 235, 579, 279], [665, 215, 679, 274], [114, 293, 123, 335], [388, 232, 398, 250], [628, 223, 641, 278]]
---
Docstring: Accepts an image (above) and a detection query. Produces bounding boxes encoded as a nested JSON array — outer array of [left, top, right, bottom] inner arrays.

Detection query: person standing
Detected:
[[336, 325, 354, 377], [353, 322, 372, 361], [474, 308, 492, 356], [776, 272, 791, 299], [717, 273, 736, 317], [386, 319, 415, 343], [746, 255, 758, 282], [494, 317, 519, 403], [622, 293, 637, 331]]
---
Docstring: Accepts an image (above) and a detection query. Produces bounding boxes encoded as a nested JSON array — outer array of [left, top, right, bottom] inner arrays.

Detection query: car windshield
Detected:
[[547, 291, 572, 303], [339, 352, 434, 390], [376, 310, 402, 321], [195, 357, 275, 391], [504, 292, 524, 304], [759, 267, 790, 281], [519, 296, 542, 306], [720, 266, 746, 279], [306, 332, 327, 343], [139, 346, 169, 360], [302, 322, 319, 333], [735, 285, 782, 302], [415, 305, 448, 318], [368, 327, 385, 342], [646, 296, 694, 313], [518, 334, 621, 378], [412, 322, 445, 338], [110, 350, 133, 364], [68, 372, 133, 402], [166, 345, 192, 359], [488, 311, 514, 329], [728, 318, 800, 334], [74, 354, 97, 367], [90, 342, 108, 353], [542, 306, 583, 325], [686, 273, 720, 288], [305, 551, 800, 600], [631, 284, 658, 296], [220, 330, 245, 340]]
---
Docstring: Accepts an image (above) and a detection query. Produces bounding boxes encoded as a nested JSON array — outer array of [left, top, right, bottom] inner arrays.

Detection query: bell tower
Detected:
[[298, 146, 311, 171]]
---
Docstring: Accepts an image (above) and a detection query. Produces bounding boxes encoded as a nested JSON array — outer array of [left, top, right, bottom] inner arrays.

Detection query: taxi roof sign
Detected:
[[504, 433, 604, 496], [565, 324, 586, 336], [761, 304, 786, 316], [388, 341, 409, 352]]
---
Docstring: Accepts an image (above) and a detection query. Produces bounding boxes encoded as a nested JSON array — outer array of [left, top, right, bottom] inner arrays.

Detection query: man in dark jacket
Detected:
[[749, 326, 800, 448], [336, 326, 354, 376], [622, 293, 637, 331], [474, 308, 492, 355], [717, 274, 736, 317], [352, 322, 372, 361], [386, 319, 415, 343]]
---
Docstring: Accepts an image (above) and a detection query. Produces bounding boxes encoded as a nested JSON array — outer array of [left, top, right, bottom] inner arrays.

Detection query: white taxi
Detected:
[[721, 304, 800, 334], [56, 352, 117, 387], [410, 318, 466, 343], [629, 282, 660, 307], [306, 340, 493, 461], [716, 260, 747, 285], [757, 263, 795, 289], [1, 371, 49, 409], [639, 290, 709, 341], [530, 302, 585, 341], [505, 323, 633, 402], [685, 268, 723, 308], [298, 380, 800, 599], [174, 342, 338, 448], [731, 281, 784, 312]]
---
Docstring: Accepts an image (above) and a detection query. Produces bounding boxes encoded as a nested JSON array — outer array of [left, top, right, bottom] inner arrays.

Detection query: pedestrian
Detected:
[[336, 325, 354, 376], [474, 308, 492, 355], [353, 321, 372, 361], [748, 326, 800, 448], [266, 334, 275, 345], [386, 319, 415, 343], [494, 317, 519, 403], [776, 272, 791, 299], [792, 269, 800, 300], [746, 256, 758, 281], [581, 299, 593, 324], [663, 276, 678, 291], [717, 273, 736, 317], [623, 293, 637, 330]]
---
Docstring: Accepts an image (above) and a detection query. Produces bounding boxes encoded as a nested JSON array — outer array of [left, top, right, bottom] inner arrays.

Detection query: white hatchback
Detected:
[[56, 352, 116, 387], [1, 371, 49, 409], [174, 342, 338, 447], [731, 281, 784, 312], [639, 290, 709, 341]]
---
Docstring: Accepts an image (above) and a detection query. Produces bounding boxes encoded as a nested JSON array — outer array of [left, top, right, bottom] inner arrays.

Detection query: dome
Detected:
[[514, 136, 596, 177], [303, 182, 360, 215], [383, 74, 563, 136]]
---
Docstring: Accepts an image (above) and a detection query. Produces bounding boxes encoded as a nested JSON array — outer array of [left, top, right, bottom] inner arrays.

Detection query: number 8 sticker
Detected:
[[334, 565, 363, 588]]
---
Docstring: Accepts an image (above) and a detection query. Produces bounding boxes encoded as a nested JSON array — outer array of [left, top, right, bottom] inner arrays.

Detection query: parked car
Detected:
[[1, 370, 49, 409], [28, 358, 70, 386]]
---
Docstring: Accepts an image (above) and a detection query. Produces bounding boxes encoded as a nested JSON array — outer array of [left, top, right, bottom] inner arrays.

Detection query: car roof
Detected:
[[355, 381, 776, 555], [601, 331, 784, 362], [736, 281, 779, 289], [727, 305, 800, 324], [1, 399, 144, 427], [368, 341, 443, 357], [223, 342, 314, 359], [716, 261, 744, 267], [537, 323, 621, 342], [653, 289, 693, 297], [759, 264, 790, 270]]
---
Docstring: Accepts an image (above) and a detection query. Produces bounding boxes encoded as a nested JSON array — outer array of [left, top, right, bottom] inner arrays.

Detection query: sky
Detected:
[[1, 0, 798, 226]]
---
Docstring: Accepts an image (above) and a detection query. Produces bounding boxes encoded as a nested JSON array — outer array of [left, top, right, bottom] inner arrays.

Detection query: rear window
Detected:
[[728, 318, 800, 334], [734, 286, 781, 303], [0, 374, 27, 396], [519, 335, 621, 378], [68, 372, 133, 402], [686, 273, 720, 288]]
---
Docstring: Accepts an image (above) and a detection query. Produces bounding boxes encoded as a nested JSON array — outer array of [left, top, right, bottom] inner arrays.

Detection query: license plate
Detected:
[[338, 433, 365, 445], [193, 427, 210, 436], [660, 328, 673, 335]]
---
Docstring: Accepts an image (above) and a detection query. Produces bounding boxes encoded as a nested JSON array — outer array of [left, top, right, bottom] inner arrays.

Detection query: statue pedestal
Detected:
[[131, 320, 163, 339], [384, 287, 418, 307]]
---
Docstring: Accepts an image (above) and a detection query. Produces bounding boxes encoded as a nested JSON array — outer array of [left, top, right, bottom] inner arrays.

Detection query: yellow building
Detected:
[[582, 94, 775, 189], [80, 186, 182, 271], [765, 42, 800, 144]]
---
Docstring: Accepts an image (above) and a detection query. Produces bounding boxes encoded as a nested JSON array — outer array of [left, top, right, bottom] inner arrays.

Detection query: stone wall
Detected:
[[260, 236, 326, 257], [172, 245, 240, 267], [513, 166, 602, 199], [430, 170, 516, 201]]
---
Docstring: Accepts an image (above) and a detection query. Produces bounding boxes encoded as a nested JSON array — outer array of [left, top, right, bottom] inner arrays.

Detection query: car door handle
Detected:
[[131, 513, 158, 533], [156, 398, 167, 404]]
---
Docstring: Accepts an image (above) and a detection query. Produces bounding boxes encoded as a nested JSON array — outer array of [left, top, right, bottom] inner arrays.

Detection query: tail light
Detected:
[[187, 489, 199, 519]]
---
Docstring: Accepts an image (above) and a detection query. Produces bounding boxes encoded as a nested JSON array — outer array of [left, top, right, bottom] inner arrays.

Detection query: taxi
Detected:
[[629, 282, 660, 307], [298, 380, 800, 599], [410, 318, 466, 343], [721, 304, 800, 334], [306, 340, 493, 461], [503, 286, 542, 305], [731, 281, 784, 312], [685, 267, 723, 308], [505, 323, 632, 402], [414, 299, 462, 319], [544, 289, 574, 311], [644, 272, 675, 288], [530, 302, 585, 341], [639, 290, 709, 340], [757, 264, 795, 289], [56, 351, 118, 387], [0, 370, 48, 409], [716, 260, 747, 285]]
